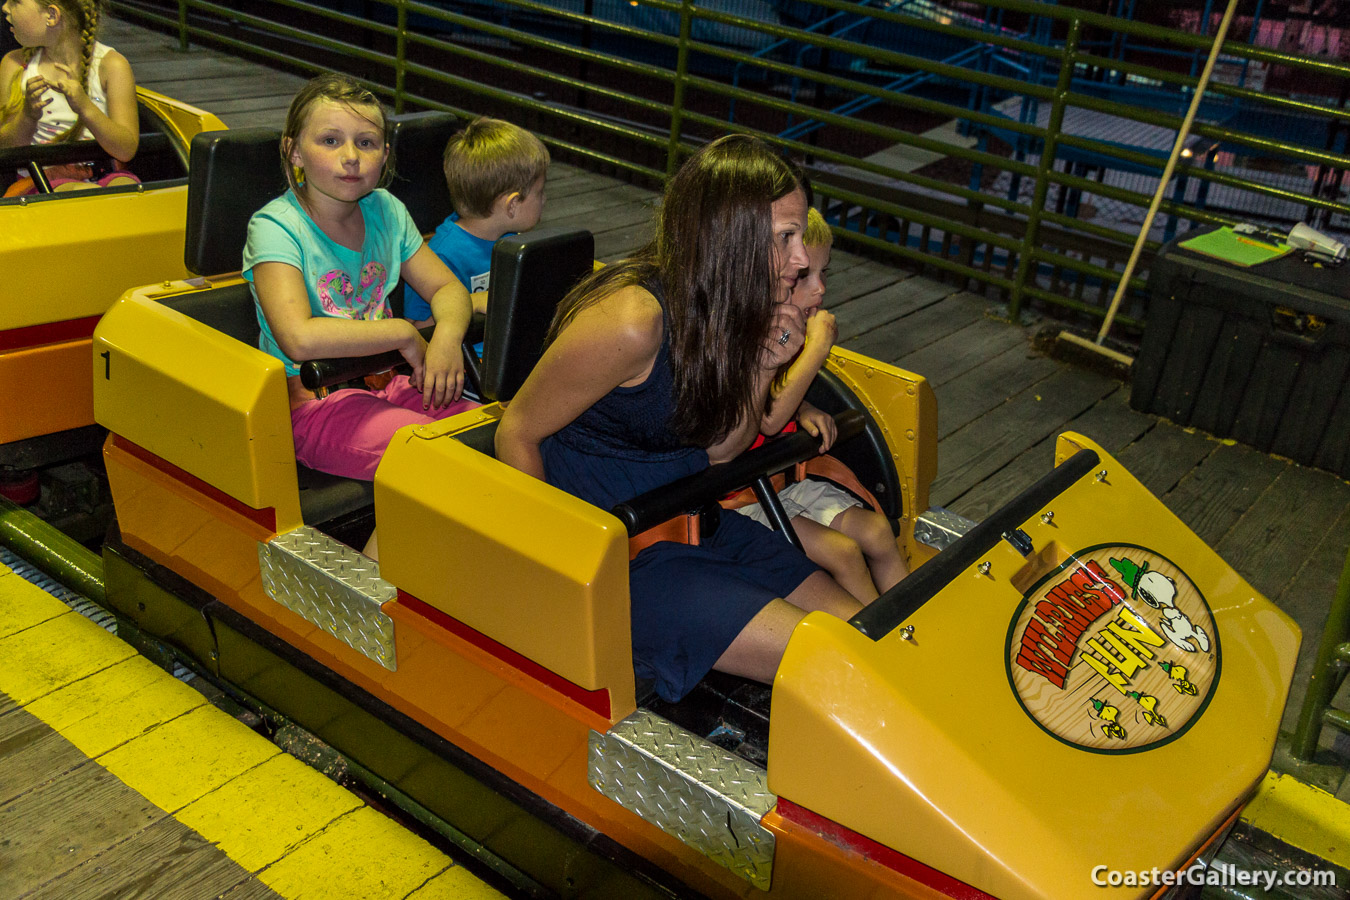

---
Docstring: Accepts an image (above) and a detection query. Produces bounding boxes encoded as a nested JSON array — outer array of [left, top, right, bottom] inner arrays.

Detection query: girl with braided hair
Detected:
[[1, 0, 138, 193]]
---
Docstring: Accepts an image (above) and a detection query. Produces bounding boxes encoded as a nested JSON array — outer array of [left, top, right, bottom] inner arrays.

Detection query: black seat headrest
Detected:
[[386, 111, 461, 234], [482, 227, 595, 403], [185, 127, 287, 277]]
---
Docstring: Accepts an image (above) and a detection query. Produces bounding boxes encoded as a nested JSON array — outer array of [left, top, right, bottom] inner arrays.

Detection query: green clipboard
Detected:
[[1179, 227, 1292, 267]]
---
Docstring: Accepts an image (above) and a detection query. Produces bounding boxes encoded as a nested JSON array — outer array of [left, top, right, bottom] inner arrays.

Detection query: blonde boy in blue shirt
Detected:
[[404, 117, 550, 326]]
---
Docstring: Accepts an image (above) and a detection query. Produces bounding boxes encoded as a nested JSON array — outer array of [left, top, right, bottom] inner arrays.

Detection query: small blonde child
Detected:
[[0, 0, 139, 194], [737, 207, 910, 601], [403, 116, 550, 326]]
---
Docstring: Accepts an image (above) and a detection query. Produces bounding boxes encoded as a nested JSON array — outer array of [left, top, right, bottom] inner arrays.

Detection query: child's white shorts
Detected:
[[733, 478, 863, 530]]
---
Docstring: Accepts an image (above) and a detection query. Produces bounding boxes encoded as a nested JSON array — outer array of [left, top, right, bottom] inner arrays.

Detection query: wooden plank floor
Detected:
[[106, 13, 1350, 764]]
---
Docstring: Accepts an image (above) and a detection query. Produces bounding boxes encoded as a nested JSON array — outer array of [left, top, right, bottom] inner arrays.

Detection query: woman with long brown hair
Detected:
[[496, 135, 864, 702]]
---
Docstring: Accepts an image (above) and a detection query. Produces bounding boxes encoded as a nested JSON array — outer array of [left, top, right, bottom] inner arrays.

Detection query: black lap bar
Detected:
[[610, 410, 866, 537], [1, 138, 107, 170], [849, 448, 1101, 641], [299, 318, 485, 392], [1, 135, 171, 194]]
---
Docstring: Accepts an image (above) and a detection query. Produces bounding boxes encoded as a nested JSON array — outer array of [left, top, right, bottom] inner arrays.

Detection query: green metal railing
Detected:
[[111, 0, 1350, 325], [1291, 538, 1350, 761]]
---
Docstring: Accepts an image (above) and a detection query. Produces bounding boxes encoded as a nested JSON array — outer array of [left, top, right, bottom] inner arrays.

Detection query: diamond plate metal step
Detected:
[[590, 709, 777, 889], [259, 526, 397, 671]]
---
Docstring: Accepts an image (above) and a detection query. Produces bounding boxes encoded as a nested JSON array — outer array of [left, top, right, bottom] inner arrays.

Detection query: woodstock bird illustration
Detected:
[[1110, 557, 1211, 653], [1091, 698, 1127, 740], [1127, 691, 1169, 728], [1159, 660, 1199, 696]]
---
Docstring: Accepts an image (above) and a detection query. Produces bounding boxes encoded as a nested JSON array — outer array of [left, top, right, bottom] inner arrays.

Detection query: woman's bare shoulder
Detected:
[[578, 282, 664, 352]]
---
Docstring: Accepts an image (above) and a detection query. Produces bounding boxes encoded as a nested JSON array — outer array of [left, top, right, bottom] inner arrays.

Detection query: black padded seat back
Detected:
[[185, 127, 287, 277], [805, 369, 904, 521], [161, 282, 261, 347], [482, 227, 595, 403], [386, 111, 461, 234]]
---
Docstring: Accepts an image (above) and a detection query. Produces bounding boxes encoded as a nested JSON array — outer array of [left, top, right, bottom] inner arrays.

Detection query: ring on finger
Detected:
[[777, 329, 792, 345]]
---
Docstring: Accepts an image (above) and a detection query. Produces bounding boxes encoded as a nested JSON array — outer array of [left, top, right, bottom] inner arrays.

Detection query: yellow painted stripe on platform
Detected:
[[175, 752, 364, 872], [1242, 772, 1350, 871], [99, 703, 283, 810], [263, 807, 459, 899], [24, 655, 209, 756], [0, 593, 136, 705], [0, 563, 507, 900], [0, 566, 71, 639]]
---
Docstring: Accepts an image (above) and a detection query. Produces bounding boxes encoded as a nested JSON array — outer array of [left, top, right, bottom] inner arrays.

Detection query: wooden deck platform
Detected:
[[109, 11, 1350, 777]]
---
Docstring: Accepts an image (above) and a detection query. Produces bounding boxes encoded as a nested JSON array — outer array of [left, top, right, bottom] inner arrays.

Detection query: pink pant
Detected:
[[291, 375, 478, 480]]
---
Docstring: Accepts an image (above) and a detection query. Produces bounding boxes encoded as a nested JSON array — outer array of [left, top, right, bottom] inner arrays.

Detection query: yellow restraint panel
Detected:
[[376, 410, 636, 717], [93, 289, 301, 532], [825, 347, 937, 528], [769, 434, 1299, 900], [133, 86, 227, 147]]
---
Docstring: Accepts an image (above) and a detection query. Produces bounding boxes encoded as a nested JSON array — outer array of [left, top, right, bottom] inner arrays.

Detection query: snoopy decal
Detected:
[[1110, 556, 1211, 654], [1007, 547, 1219, 752]]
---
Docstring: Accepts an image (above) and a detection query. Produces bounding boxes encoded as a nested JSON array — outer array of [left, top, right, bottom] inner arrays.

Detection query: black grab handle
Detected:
[[610, 409, 867, 537], [299, 317, 484, 392], [849, 448, 1102, 640]]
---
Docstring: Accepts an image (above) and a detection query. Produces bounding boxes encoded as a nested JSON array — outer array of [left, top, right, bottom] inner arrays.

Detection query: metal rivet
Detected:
[[899, 625, 915, 641], [1041, 511, 1054, 524], [977, 561, 991, 576], [1096, 469, 1109, 482]]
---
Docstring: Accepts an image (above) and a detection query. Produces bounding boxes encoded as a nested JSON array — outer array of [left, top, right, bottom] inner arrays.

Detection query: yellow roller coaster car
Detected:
[[0, 88, 224, 469], [91, 125, 1299, 899]]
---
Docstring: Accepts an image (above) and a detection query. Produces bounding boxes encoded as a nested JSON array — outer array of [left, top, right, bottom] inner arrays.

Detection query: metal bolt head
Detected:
[[899, 625, 915, 641], [1041, 511, 1054, 524], [1096, 469, 1109, 482], [978, 561, 991, 576]]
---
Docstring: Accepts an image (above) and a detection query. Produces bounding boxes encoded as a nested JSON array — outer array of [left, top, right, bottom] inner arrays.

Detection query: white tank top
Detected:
[[22, 42, 112, 144]]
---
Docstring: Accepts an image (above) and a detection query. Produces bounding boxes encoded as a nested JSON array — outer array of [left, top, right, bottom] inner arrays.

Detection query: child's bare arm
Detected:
[[795, 400, 837, 451], [403, 244, 472, 409], [761, 308, 836, 436], [0, 54, 41, 148], [49, 51, 139, 161], [254, 261, 427, 380]]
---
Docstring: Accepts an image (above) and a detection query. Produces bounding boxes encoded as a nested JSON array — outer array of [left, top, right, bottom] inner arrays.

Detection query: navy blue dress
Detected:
[[540, 280, 819, 702]]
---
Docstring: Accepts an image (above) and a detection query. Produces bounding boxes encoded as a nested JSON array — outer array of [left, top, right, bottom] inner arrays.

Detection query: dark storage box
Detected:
[[1131, 230, 1350, 478]]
